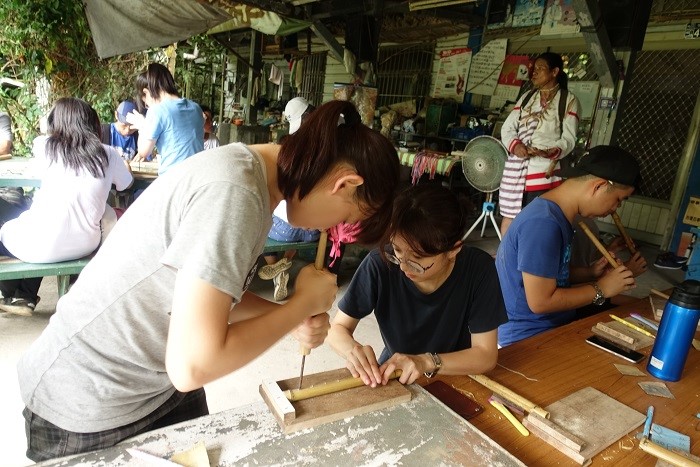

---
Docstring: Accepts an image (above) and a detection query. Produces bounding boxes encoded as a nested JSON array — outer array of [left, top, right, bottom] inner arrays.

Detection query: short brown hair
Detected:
[[277, 100, 400, 244], [380, 184, 470, 258]]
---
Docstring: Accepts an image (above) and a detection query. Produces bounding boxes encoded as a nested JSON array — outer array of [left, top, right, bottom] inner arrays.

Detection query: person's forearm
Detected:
[[228, 291, 279, 323], [177, 301, 314, 391], [569, 266, 597, 284], [437, 347, 498, 376], [327, 323, 360, 359], [528, 283, 597, 314], [0, 140, 12, 155]]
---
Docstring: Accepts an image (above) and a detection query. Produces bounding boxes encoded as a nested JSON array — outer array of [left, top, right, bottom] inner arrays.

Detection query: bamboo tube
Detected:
[[650, 288, 670, 300], [468, 374, 550, 419], [577, 221, 620, 268], [285, 370, 402, 402], [611, 212, 637, 254], [639, 437, 700, 467]]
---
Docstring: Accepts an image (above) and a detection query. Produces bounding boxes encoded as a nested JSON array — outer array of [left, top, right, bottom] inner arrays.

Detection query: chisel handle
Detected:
[[299, 231, 329, 356]]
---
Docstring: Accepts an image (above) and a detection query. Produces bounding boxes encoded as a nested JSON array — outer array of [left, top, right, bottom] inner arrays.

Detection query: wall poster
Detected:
[[432, 47, 472, 100]]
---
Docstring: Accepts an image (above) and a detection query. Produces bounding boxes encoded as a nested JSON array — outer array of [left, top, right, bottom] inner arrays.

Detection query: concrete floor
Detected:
[[0, 227, 686, 467]]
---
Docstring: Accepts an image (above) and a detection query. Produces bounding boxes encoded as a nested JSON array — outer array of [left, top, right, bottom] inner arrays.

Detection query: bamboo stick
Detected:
[[468, 374, 550, 419], [650, 288, 670, 300], [611, 212, 637, 254], [639, 437, 700, 467], [285, 370, 402, 402], [578, 221, 620, 268]]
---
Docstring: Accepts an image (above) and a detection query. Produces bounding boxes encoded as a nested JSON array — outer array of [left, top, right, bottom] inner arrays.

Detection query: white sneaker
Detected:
[[273, 271, 289, 301], [0, 297, 38, 316], [258, 257, 292, 280]]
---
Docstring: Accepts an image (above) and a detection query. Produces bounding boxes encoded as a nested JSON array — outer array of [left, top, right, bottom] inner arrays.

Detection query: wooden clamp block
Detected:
[[259, 368, 411, 434], [524, 413, 585, 452], [590, 321, 654, 350], [594, 322, 637, 345]]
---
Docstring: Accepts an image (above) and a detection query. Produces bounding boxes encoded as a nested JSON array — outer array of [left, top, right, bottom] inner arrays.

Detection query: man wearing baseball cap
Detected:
[[496, 145, 640, 347], [100, 100, 144, 161]]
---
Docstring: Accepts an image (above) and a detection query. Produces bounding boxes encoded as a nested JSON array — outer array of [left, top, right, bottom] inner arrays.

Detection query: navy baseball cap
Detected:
[[559, 145, 640, 188], [116, 100, 138, 124]]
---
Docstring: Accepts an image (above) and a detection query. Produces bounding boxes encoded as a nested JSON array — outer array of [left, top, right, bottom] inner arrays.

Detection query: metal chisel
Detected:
[[298, 230, 328, 390]]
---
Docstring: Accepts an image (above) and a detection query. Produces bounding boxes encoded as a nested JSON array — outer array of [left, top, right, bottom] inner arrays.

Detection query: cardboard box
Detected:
[[683, 196, 700, 227]]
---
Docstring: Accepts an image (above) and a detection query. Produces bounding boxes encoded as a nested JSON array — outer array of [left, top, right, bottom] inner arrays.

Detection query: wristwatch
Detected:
[[424, 352, 442, 378], [591, 282, 606, 306]]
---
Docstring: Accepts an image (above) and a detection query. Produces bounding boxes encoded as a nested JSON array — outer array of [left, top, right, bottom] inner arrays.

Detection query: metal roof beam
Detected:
[[572, 0, 618, 88]]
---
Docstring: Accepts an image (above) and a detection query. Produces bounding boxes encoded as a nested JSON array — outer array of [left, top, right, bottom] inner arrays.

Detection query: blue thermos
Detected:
[[647, 280, 700, 381]]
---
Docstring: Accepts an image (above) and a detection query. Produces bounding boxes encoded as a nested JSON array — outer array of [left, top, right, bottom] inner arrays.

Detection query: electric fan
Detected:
[[459, 135, 508, 241]]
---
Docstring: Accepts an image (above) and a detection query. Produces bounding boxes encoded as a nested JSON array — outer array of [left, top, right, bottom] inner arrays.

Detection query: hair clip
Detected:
[[338, 113, 346, 126]]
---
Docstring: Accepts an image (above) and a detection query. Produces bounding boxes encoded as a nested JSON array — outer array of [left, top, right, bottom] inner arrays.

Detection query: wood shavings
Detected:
[[451, 385, 477, 401], [496, 363, 539, 381], [618, 437, 635, 450]]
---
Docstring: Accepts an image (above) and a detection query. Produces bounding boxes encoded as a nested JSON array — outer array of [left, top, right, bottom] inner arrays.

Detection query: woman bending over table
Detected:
[[18, 100, 400, 461]]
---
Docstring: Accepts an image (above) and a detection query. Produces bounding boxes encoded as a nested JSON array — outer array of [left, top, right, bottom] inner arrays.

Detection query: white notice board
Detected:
[[568, 81, 600, 120]]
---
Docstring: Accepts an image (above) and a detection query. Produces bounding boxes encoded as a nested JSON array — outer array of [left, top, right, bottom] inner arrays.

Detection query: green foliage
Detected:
[[0, 0, 147, 156], [0, 2, 225, 156]]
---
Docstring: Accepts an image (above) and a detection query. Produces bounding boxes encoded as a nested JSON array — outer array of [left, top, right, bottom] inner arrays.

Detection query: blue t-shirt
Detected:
[[495, 197, 575, 347], [109, 124, 138, 160], [142, 98, 204, 175]]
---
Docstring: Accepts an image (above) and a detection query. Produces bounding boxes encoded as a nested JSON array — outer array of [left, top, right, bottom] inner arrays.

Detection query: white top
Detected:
[[0, 143, 133, 262], [273, 200, 288, 222]]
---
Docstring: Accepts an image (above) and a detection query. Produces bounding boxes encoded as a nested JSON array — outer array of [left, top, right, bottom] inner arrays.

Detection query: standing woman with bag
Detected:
[[0, 97, 133, 316], [498, 52, 580, 237]]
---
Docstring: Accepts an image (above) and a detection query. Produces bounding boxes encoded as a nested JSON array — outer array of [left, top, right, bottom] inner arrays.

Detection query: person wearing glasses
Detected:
[[327, 184, 507, 386]]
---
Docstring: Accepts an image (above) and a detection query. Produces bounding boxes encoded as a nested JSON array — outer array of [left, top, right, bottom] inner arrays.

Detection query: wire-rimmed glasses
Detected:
[[385, 252, 435, 275]]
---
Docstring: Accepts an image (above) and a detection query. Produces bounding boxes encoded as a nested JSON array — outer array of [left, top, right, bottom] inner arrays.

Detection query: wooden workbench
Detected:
[[0, 157, 157, 188], [438, 296, 700, 465], [35, 384, 524, 466]]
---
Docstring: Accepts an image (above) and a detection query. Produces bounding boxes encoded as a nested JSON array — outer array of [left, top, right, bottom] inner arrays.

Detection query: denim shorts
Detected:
[[268, 215, 320, 242]]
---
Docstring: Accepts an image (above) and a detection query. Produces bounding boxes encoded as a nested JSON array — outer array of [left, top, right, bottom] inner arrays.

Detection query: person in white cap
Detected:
[[284, 96, 314, 134], [259, 97, 318, 301]]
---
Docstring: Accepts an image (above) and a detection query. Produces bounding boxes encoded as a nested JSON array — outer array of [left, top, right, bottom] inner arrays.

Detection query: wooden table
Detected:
[[436, 296, 700, 465], [0, 157, 157, 188], [0, 157, 40, 187], [0, 157, 157, 209]]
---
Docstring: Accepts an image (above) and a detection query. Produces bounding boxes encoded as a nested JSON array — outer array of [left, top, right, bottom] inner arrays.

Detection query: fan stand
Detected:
[[462, 192, 502, 241]]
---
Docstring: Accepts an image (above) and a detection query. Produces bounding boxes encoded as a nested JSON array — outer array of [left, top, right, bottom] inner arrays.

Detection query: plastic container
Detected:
[[647, 280, 700, 381]]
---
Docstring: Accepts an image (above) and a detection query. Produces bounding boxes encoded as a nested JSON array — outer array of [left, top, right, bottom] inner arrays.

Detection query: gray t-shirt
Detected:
[[18, 143, 271, 432]]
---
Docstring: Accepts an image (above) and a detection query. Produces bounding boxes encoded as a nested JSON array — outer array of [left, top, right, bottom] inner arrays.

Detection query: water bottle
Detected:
[[647, 280, 700, 381]]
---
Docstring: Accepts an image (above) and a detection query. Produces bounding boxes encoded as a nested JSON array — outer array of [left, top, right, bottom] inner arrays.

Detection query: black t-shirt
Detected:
[[338, 247, 507, 363]]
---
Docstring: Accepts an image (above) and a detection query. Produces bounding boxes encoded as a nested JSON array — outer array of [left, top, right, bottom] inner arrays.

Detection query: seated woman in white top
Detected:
[[0, 97, 133, 316]]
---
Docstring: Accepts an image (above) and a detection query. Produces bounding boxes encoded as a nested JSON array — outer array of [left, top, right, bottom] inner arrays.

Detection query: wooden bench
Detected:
[[0, 256, 92, 298], [263, 238, 320, 255], [0, 240, 317, 301]]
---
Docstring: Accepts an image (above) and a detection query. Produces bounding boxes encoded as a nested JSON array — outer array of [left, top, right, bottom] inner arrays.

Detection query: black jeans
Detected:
[[0, 194, 42, 301], [25, 388, 209, 462]]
